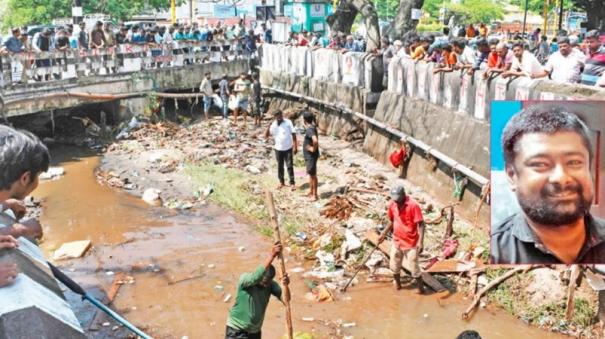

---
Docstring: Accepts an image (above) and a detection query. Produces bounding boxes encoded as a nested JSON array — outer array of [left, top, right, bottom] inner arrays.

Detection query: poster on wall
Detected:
[[310, 3, 325, 17]]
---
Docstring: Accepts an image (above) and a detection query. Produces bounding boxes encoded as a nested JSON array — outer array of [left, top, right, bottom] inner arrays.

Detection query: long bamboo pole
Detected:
[[264, 190, 294, 339]]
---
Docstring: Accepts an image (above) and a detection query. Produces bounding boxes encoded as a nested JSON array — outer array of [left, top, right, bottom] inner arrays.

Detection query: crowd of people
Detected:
[[280, 21, 605, 88], [380, 26, 605, 88], [0, 19, 271, 82]]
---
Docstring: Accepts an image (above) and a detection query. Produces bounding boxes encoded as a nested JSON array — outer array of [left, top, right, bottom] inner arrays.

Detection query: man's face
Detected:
[[506, 131, 593, 226], [13, 30, 20, 38], [490, 44, 497, 53], [587, 37, 601, 52], [512, 46, 523, 58], [453, 45, 462, 54], [559, 42, 571, 56], [275, 113, 283, 123]]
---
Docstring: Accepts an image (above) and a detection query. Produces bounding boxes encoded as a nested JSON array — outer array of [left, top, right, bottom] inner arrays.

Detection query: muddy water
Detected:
[[35, 147, 566, 339]]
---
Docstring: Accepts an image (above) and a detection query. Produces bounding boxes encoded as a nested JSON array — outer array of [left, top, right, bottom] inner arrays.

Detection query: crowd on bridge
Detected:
[[283, 23, 605, 88], [0, 19, 270, 82]]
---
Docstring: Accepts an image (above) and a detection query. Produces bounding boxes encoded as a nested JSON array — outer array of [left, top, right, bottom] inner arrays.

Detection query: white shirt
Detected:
[[269, 119, 295, 151], [510, 50, 544, 76], [199, 78, 213, 96], [457, 46, 476, 65], [544, 49, 586, 83]]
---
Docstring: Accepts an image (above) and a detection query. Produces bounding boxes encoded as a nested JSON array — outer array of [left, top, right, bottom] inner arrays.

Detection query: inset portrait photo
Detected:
[[490, 101, 605, 264]]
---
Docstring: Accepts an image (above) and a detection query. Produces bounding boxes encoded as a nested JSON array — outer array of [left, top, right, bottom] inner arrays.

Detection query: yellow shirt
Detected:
[[411, 46, 426, 61]]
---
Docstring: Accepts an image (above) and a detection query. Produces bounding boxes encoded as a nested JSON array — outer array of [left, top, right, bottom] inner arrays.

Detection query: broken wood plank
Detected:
[[462, 265, 538, 320], [565, 265, 582, 321], [426, 259, 486, 273], [364, 229, 446, 292], [106, 272, 127, 303]]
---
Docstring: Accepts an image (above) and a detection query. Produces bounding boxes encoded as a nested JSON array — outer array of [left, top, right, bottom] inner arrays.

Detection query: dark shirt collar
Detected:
[[511, 212, 605, 259]]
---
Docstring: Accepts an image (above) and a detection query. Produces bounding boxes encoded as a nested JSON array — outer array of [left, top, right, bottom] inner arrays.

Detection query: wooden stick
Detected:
[[462, 265, 536, 320], [264, 190, 294, 339], [565, 265, 582, 320]]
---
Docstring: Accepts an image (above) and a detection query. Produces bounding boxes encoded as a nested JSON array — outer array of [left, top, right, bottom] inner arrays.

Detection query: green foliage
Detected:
[[2, 0, 70, 30], [416, 22, 446, 32], [372, 0, 399, 20], [445, 0, 505, 24], [510, 0, 576, 14], [1, 0, 181, 30]]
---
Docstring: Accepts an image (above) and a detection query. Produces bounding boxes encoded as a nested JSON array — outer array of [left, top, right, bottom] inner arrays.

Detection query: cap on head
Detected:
[[390, 185, 406, 201]]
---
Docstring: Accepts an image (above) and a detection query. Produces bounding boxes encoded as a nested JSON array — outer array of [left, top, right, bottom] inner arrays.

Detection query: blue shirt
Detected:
[[3, 36, 23, 53], [132, 34, 145, 43]]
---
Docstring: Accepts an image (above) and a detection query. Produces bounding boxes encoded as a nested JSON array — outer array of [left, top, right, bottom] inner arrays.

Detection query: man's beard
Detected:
[[517, 182, 592, 226]]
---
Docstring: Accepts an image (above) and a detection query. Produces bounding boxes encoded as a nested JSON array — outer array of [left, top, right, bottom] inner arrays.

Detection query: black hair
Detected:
[[264, 265, 276, 280], [476, 38, 488, 47], [557, 36, 570, 45], [456, 330, 482, 339], [303, 111, 316, 124], [511, 41, 524, 49], [451, 38, 466, 49], [586, 29, 601, 39], [488, 38, 499, 46], [0, 125, 50, 190], [443, 27, 450, 35], [501, 105, 593, 166]]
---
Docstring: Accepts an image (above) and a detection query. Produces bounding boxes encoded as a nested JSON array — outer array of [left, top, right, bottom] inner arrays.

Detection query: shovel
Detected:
[[341, 239, 384, 292]]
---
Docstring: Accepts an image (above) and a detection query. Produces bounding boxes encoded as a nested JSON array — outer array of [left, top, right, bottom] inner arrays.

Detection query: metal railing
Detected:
[[0, 40, 255, 87]]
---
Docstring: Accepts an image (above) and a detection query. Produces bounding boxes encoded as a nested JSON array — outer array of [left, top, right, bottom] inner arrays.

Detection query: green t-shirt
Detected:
[[226, 265, 282, 333]]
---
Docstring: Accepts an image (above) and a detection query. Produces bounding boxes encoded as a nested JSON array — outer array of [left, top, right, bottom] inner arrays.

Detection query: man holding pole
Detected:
[[225, 242, 289, 339], [378, 185, 426, 293]]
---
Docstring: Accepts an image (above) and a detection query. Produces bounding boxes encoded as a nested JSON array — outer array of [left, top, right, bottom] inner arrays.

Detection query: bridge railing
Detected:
[[0, 40, 252, 86]]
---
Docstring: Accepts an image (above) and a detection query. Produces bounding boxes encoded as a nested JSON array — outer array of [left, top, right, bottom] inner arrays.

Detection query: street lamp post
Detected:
[[558, 0, 564, 31]]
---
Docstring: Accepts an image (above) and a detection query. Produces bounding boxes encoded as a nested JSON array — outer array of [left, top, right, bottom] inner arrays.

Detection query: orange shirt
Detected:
[[487, 51, 499, 68], [466, 27, 476, 38], [443, 51, 457, 66], [411, 45, 426, 60]]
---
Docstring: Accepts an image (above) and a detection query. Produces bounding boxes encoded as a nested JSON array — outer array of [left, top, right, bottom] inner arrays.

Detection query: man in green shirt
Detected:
[[225, 242, 289, 339]]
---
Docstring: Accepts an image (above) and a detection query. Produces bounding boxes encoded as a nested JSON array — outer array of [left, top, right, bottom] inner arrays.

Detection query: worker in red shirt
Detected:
[[378, 185, 425, 293]]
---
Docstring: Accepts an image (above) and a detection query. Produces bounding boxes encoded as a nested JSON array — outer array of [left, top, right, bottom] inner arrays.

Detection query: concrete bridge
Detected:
[[0, 41, 248, 119]]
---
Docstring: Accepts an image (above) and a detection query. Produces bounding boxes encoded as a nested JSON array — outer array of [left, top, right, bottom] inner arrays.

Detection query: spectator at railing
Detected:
[[297, 31, 309, 47], [104, 23, 116, 48], [2, 28, 24, 54], [131, 26, 145, 44], [174, 26, 187, 41], [263, 24, 272, 44], [490, 42, 513, 75], [452, 38, 475, 73], [468, 37, 490, 75], [502, 41, 544, 79], [33, 28, 53, 81], [432, 43, 457, 74], [327, 35, 343, 49], [55, 29, 71, 51], [77, 22, 88, 50], [116, 25, 127, 45], [535, 36, 586, 83], [411, 37, 430, 61], [581, 29, 605, 86], [89, 21, 106, 49]]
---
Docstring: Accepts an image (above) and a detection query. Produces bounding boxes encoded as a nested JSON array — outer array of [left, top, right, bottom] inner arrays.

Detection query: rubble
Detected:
[[142, 188, 162, 206], [53, 240, 92, 260], [39, 167, 65, 181]]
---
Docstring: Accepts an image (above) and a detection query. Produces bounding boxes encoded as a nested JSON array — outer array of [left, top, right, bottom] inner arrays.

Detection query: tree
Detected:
[[388, 0, 424, 38], [572, 0, 605, 30], [444, 0, 504, 25], [327, 0, 381, 52], [2, 0, 70, 30], [1, 0, 180, 30]]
